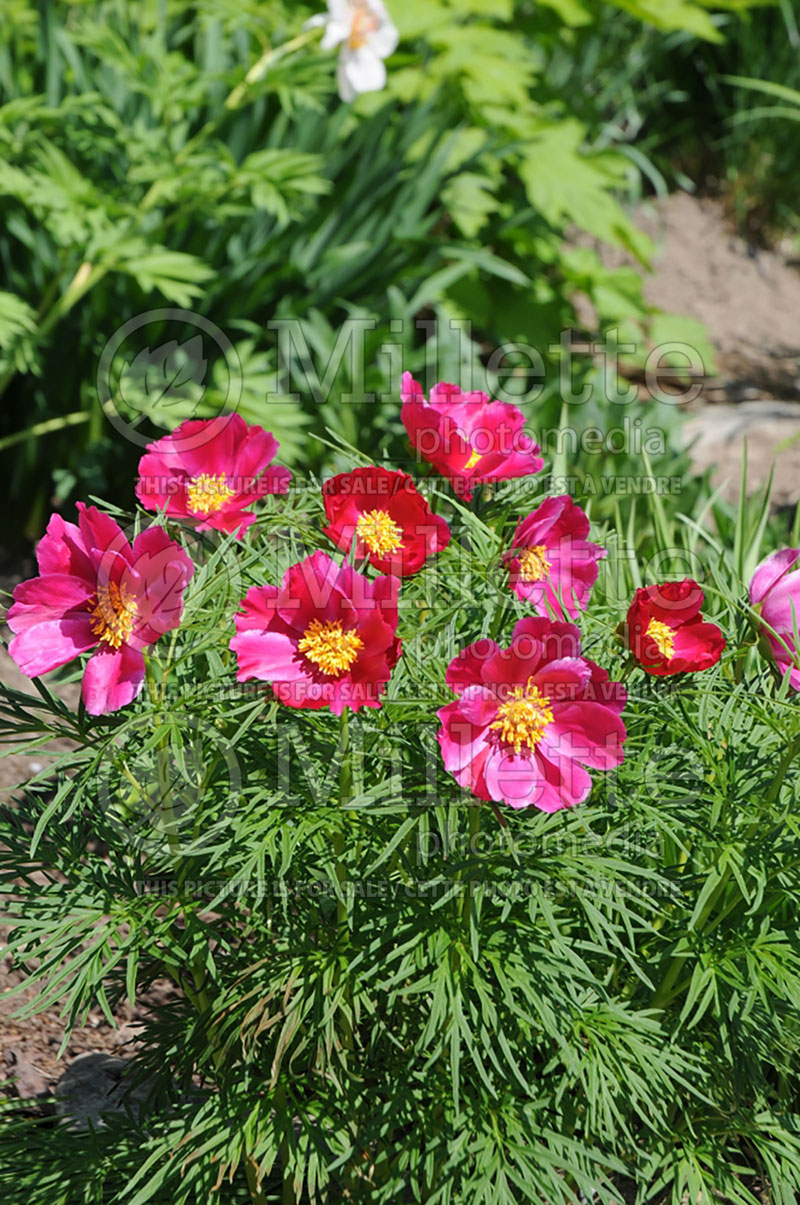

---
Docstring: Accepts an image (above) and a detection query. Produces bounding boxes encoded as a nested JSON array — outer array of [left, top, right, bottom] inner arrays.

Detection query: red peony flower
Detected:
[[750, 548, 800, 689], [503, 494, 606, 619], [136, 414, 291, 538], [437, 617, 627, 812], [401, 372, 543, 500], [7, 504, 194, 715], [230, 551, 401, 714], [624, 580, 725, 676], [322, 466, 450, 576]]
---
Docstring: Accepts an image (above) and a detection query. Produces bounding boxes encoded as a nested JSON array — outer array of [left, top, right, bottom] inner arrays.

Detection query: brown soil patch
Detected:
[[637, 191, 800, 401]]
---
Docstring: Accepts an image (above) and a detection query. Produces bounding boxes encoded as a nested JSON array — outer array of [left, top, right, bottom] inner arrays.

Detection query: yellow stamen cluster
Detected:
[[90, 583, 138, 650], [298, 619, 364, 677], [518, 544, 551, 583], [186, 473, 236, 516], [464, 449, 482, 471], [356, 509, 404, 557], [490, 679, 554, 755], [646, 617, 675, 659], [349, 2, 380, 48]]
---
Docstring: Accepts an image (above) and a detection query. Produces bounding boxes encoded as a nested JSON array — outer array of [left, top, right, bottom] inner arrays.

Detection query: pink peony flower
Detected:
[[624, 580, 725, 677], [230, 550, 401, 714], [401, 372, 543, 501], [322, 465, 450, 576], [136, 414, 291, 538], [503, 495, 606, 618], [750, 548, 800, 689], [437, 617, 627, 812], [7, 504, 194, 715]]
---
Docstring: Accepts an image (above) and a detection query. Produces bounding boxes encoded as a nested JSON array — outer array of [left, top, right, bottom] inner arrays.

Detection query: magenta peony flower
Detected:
[[750, 548, 800, 689], [625, 580, 725, 677], [401, 372, 543, 501], [230, 550, 401, 715], [136, 414, 291, 538], [503, 495, 606, 618], [322, 465, 450, 576], [7, 504, 194, 715], [437, 617, 627, 812]]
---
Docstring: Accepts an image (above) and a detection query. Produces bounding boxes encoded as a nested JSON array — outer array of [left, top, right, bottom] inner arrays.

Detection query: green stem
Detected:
[[144, 654, 180, 858], [334, 709, 351, 936], [650, 952, 690, 1012], [617, 654, 637, 683], [224, 28, 320, 111], [330, 711, 355, 1059], [275, 1084, 295, 1205], [244, 1153, 269, 1205], [461, 804, 480, 931], [0, 411, 91, 453]]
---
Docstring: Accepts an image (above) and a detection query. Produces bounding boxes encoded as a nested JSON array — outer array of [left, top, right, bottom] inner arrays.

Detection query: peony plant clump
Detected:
[[2, 374, 800, 1204]]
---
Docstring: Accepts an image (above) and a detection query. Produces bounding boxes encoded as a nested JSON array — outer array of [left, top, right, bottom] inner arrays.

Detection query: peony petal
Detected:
[[197, 509, 257, 538], [668, 621, 726, 673], [135, 450, 190, 517], [437, 691, 498, 774], [9, 575, 95, 630], [234, 584, 281, 633], [77, 504, 133, 571], [126, 531, 194, 646], [541, 702, 627, 770], [532, 657, 593, 704], [533, 748, 594, 810], [9, 616, 97, 678], [81, 644, 145, 715], [277, 551, 348, 627], [173, 414, 245, 477], [483, 746, 566, 811], [35, 513, 93, 581], [445, 639, 501, 694], [230, 630, 310, 684], [750, 548, 800, 606]]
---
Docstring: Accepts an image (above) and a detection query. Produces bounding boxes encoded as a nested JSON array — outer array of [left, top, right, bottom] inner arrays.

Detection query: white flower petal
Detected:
[[338, 45, 387, 98], [337, 56, 358, 103], [303, 13, 328, 30], [321, 19, 350, 50], [367, 0, 393, 23], [327, 0, 353, 19], [368, 19, 398, 59]]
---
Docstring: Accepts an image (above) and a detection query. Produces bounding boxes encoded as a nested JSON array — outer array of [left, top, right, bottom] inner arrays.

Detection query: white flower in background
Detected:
[[306, 0, 399, 103]]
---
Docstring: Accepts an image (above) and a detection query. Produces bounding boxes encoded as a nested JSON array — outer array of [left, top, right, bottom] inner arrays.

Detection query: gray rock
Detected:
[[54, 1052, 150, 1129], [684, 401, 800, 506]]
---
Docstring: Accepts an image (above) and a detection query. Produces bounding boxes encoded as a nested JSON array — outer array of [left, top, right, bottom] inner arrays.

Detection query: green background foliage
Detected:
[[0, 0, 778, 540]]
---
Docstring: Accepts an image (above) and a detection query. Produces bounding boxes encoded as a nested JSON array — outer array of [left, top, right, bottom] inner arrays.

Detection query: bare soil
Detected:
[[637, 192, 800, 507], [578, 190, 800, 506], [636, 191, 800, 401]]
